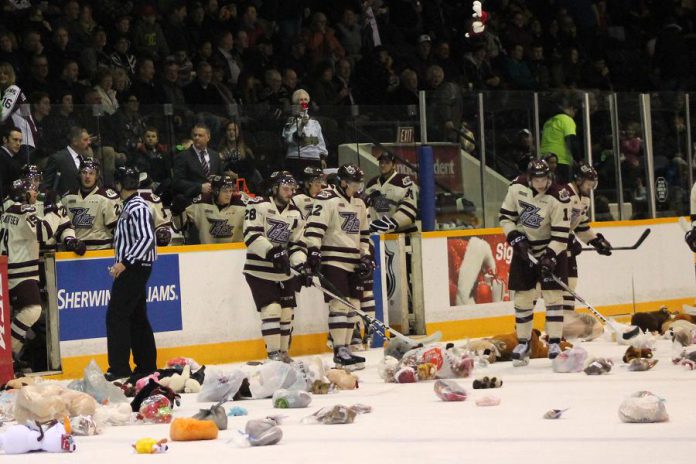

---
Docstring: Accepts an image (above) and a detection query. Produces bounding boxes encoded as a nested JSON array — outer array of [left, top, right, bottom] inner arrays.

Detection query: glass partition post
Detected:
[[419, 90, 428, 144], [581, 92, 595, 221], [686, 94, 694, 190], [533, 92, 541, 157], [608, 93, 625, 220], [639, 93, 656, 218], [478, 92, 487, 227]]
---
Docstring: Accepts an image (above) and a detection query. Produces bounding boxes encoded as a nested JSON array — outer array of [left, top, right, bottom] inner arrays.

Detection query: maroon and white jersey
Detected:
[[364, 172, 418, 233], [1, 84, 36, 147], [499, 175, 571, 257], [62, 186, 121, 249], [0, 201, 63, 289]]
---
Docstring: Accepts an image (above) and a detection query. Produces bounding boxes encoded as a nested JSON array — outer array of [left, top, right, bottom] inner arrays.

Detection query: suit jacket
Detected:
[[172, 146, 221, 198], [0, 146, 23, 200], [43, 148, 82, 195]]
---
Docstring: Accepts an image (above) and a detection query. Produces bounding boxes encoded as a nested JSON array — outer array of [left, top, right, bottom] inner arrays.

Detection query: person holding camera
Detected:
[[282, 89, 327, 178]]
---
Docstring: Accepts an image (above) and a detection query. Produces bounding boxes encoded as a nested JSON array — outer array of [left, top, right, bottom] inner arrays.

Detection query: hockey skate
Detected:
[[281, 351, 294, 364], [348, 352, 366, 371], [547, 342, 562, 360], [350, 326, 366, 352], [267, 351, 285, 362], [333, 346, 361, 371], [511, 340, 531, 367]]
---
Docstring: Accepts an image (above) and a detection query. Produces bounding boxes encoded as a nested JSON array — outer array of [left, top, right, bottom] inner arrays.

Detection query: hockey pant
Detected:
[[12, 305, 42, 355]]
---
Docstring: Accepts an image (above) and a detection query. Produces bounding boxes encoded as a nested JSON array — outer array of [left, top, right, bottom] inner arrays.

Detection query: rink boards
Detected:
[[49, 217, 695, 378]]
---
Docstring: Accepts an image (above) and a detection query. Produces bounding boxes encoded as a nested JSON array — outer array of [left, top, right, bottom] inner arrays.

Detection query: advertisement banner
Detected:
[[0, 256, 12, 384], [371, 144, 462, 192], [447, 234, 511, 307], [57, 254, 183, 341]]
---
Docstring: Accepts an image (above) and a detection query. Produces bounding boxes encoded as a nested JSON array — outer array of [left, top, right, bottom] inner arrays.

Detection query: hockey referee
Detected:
[[105, 166, 158, 381]]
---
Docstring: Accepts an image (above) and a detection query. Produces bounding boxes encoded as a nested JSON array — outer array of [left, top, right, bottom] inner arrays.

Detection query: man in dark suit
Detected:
[[42, 126, 92, 194], [0, 126, 24, 201], [173, 124, 222, 198]]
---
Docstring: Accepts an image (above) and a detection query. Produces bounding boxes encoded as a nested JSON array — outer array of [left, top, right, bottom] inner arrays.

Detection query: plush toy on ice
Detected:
[[465, 1, 489, 38], [0, 419, 76, 454], [133, 438, 168, 454]]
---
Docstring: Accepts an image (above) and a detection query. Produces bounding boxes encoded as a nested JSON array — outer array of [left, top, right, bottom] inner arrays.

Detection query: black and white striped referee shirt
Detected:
[[114, 193, 157, 266]]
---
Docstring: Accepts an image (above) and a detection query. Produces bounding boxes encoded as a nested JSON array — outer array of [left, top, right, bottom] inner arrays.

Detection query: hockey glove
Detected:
[[357, 255, 375, 280], [306, 247, 322, 274], [569, 237, 583, 257], [507, 231, 530, 261], [686, 229, 696, 253], [170, 195, 192, 216], [538, 249, 557, 276], [268, 246, 290, 276], [370, 216, 398, 233], [156, 228, 172, 247], [588, 233, 612, 256], [64, 237, 87, 256], [293, 265, 314, 288]]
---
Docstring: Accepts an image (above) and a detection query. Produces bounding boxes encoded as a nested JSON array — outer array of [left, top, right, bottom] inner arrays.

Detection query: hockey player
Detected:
[[0, 179, 65, 371], [499, 159, 571, 364], [62, 159, 121, 250], [685, 182, 696, 253], [564, 162, 612, 323], [135, 174, 172, 247], [243, 171, 306, 363], [19, 164, 85, 255], [292, 166, 324, 219], [303, 163, 372, 370], [365, 152, 418, 234], [172, 175, 246, 244]]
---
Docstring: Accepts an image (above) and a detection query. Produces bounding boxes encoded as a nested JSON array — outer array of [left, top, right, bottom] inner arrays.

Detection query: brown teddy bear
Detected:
[[492, 329, 572, 361]]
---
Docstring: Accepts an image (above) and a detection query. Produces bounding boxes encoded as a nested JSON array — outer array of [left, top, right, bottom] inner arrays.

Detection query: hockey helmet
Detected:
[[211, 174, 238, 195], [10, 178, 34, 203], [115, 166, 140, 190], [574, 161, 598, 182], [79, 158, 101, 174], [269, 170, 297, 189], [21, 164, 43, 185], [527, 159, 550, 179], [337, 163, 365, 183], [302, 166, 324, 183]]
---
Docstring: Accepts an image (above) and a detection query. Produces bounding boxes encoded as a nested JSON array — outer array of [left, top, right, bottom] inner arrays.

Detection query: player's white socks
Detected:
[[329, 300, 349, 350], [562, 293, 575, 320], [343, 298, 360, 346], [11, 304, 41, 354], [279, 307, 294, 352], [515, 305, 534, 341], [546, 304, 564, 341], [260, 303, 282, 354]]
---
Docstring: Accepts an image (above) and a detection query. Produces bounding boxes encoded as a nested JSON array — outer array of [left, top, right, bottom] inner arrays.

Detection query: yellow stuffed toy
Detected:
[[133, 438, 168, 454]]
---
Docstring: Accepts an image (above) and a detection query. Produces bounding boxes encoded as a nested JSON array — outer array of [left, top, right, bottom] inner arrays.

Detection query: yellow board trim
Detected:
[[45, 296, 692, 380], [55, 242, 246, 260], [421, 216, 680, 239]]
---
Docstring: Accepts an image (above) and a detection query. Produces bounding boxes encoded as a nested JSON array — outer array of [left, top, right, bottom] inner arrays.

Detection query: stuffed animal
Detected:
[[131, 379, 180, 412], [170, 418, 219, 441], [623, 346, 653, 363], [465, 1, 489, 38], [3, 376, 36, 390], [492, 329, 572, 361], [14, 384, 98, 424], [0, 419, 75, 454], [133, 438, 168, 454], [159, 365, 201, 393], [631, 307, 674, 334], [192, 402, 228, 429], [326, 369, 359, 390]]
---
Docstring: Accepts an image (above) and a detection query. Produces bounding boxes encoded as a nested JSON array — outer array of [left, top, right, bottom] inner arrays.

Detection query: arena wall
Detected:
[[49, 217, 695, 379]]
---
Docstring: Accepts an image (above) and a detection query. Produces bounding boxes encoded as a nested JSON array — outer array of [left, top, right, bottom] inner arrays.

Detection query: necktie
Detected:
[[199, 150, 210, 177]]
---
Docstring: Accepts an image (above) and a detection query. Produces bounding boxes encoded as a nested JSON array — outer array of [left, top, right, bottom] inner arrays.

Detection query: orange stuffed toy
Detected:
[[170, 418, 218, 441]]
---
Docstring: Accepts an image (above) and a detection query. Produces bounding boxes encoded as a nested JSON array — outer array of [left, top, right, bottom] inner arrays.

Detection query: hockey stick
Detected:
[[580, 228, 651, 252], [293, 269, 441, 346], [527, 254, 640, 340]]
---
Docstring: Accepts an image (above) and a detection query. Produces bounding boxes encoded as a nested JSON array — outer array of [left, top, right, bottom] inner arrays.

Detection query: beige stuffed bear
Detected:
[[14, 384, 97, 424]]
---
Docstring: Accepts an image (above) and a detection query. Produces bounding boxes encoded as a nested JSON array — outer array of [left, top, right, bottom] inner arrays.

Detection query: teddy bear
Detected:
[[158, 365, 201, 394], [492, 329, 572, 361], [631, 306, 674, 334], [14, 384, 98, 424], [465, 1, 489, 38]]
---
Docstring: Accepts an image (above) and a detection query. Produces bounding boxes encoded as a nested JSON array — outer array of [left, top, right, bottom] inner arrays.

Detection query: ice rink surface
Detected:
[[5, 337, 696, 464]]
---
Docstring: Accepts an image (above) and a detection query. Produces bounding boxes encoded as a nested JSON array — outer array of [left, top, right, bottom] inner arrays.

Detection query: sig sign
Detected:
[[56, 254, 183, 341]]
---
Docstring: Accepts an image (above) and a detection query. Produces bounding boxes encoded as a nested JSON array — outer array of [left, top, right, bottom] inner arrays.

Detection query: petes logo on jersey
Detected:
[[339, 212, 360, 233], [267, 218, 291, 243], [208, 218, 233, 237], [518, 200, 543, 228], [70, 207, 96, 228]]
